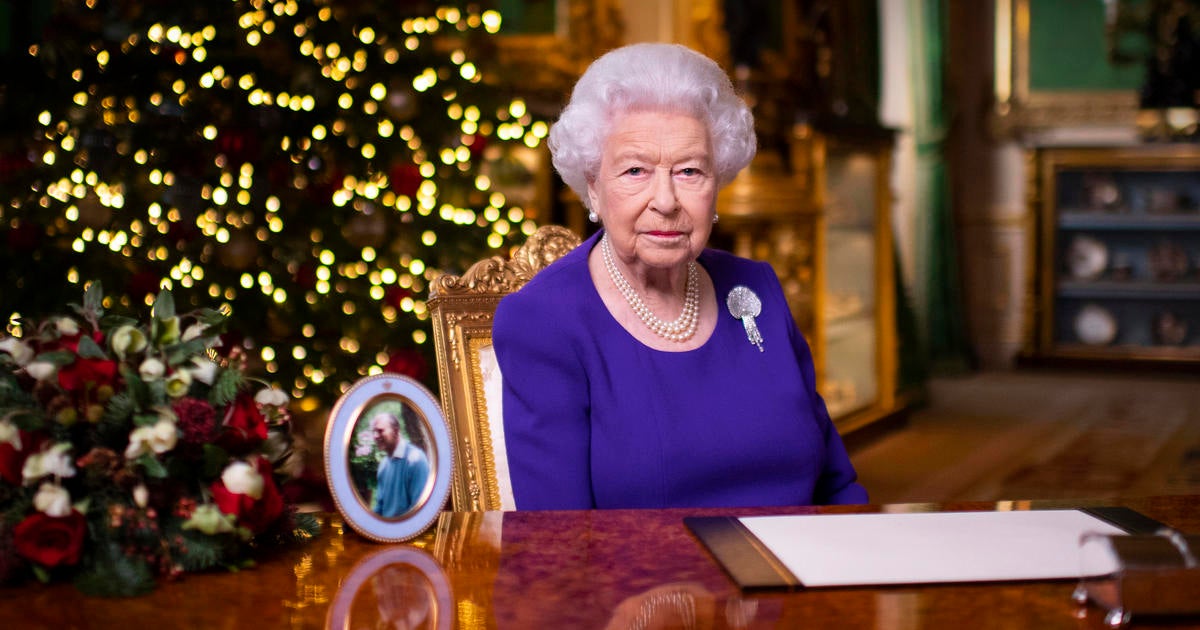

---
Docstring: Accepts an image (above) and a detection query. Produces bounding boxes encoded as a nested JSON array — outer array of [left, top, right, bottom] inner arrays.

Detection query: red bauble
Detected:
[[389, 163, 423, 198], [6, 222, 41, 252], [466, 133, 489, 159], [385, 348, 428, 382], [293, 261, 318, 290], [216, 127, 262, 163], [384, 285, 412, 309], [127, 271, 162, 301]]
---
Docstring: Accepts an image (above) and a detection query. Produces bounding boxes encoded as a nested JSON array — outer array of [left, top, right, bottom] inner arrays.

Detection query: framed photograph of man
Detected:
[[325, 374, 453, 542]]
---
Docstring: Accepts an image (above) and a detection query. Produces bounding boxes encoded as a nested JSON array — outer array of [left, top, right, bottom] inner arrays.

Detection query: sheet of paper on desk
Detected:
[[737, 510, 1128, 587]]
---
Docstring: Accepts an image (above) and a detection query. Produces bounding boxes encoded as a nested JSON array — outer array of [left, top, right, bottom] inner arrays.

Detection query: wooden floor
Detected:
[[848, 369, 1200, 505]]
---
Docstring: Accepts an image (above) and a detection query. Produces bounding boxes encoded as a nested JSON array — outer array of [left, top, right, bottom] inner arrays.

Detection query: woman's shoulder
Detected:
[[495, 233, 596, 320], [699, 247, 777, 287]]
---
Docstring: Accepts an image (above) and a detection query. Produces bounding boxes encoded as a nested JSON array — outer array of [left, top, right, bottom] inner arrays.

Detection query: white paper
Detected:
[[738, 509, 1127, 587]]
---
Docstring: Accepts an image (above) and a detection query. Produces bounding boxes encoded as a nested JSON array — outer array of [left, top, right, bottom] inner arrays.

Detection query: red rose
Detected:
[[218, 393, 267, 454], [210, 457, 284, 534], [13, 511, 86, 567], [57, 357, 119, 394]]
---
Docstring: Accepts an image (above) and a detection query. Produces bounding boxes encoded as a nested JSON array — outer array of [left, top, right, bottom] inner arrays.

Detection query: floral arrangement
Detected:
[[0, 283, 318, 596]]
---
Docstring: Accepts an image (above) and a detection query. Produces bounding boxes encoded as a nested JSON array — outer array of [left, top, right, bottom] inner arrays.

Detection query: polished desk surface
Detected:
[[2, 496, 1199, 629]]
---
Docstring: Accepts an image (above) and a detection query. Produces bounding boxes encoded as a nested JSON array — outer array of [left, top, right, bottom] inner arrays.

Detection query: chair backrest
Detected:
[[428, 225, 581, 511]]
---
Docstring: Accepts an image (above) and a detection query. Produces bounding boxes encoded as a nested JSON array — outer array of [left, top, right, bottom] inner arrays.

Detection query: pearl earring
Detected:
[[712, 214, 719, 224], [588, 210, 599, 223]]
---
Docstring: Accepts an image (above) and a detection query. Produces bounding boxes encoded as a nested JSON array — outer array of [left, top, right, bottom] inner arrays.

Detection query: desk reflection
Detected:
[[328, 546, 452, 630], [432, 510, 779, 629]]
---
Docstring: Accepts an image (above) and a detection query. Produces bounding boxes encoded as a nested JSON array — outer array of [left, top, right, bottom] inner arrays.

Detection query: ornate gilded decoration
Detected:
[[430, 225, 580, 296], [428, 225, 581, 511], [493, 0, 624, 105]]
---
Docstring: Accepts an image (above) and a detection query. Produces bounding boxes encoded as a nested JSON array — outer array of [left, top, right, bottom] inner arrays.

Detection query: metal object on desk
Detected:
[[1074, 528, 1200, 627]]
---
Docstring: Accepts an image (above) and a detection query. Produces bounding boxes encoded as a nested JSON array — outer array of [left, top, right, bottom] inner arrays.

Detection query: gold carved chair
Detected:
[[428, 225, 581, 511]]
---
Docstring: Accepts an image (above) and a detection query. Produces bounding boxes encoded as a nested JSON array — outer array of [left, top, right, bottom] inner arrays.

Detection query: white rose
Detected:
[[33, 482, 73, 518], [188, 356, 219, 385], [165, 369, 192, 398], [254, 387, 289, 408], [110, 325, 148, 359], [0, 419, 21, 449], [148, 419, 178, 453], [25, 360, 58, 382], [0, 337, 34, 366], [139, 357, 166, 381], [220, 461, 264, 500], [55, 318, 80, 337], [22, 443, 76, 484], [124, 419, 178, 459]]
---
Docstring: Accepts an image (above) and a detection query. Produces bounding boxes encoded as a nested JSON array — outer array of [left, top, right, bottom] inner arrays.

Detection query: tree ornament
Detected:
[[342, 211, 387, 249], [217, 232, 258, 270]]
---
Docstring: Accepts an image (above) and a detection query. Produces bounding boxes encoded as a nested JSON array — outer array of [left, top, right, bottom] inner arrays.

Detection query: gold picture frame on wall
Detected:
[[492, 0, 623, 101], [993, 0, 1141, 133]]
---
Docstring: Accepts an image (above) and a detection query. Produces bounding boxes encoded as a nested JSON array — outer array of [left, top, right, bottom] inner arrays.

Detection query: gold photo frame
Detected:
[[993, 0, 1141, 132], [324, 374, 453, 542]]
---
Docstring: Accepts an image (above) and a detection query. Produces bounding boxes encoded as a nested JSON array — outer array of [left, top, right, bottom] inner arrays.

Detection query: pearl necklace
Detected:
[[600, 233, 700, 342]]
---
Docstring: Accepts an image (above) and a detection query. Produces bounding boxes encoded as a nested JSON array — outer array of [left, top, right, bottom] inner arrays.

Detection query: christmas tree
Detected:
[[0, 1, 548, 408]]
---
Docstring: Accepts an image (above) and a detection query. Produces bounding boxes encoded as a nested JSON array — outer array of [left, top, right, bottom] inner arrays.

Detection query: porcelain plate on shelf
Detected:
[[1075, 304, 1118, 346], [1066, 235, 1108, 281]]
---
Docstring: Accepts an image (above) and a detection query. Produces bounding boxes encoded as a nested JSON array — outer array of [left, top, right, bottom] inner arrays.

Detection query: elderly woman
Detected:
[[492, 43, 867, 510]]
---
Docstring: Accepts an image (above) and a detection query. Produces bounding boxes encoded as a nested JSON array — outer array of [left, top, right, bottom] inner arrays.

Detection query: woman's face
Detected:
[[587, 109, 716, 274]]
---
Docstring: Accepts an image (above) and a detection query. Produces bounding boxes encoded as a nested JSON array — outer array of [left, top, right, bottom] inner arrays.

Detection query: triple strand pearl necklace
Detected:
[[601, 233, 700, 343]]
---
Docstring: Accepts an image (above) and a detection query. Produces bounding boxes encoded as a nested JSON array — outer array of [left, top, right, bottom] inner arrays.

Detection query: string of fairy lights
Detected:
[[5, 1, 547, 406]]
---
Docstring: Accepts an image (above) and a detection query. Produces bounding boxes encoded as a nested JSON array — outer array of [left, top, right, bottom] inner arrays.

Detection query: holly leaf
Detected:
[[164, 339, 208, 367], [202, 443, 231, 479], [82, 281, 105, 319], [152, 289, 176, 319], [33, 350, 76, 367], [75, 335, 107, 360], [137, 454, 169, 479]]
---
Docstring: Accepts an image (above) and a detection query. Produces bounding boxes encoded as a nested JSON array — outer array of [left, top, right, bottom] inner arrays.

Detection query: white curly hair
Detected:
[[547, 43, 757, 209]]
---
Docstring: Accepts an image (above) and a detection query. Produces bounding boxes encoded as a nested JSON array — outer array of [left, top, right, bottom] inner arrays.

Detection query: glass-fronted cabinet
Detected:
[[1029, 145, 1200, 363], [715, 123, 898, 434]]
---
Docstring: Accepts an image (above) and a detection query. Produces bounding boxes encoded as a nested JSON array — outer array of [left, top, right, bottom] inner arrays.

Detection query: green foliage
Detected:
[[73, 539, 157, 598], [209, 368, 245, 408]]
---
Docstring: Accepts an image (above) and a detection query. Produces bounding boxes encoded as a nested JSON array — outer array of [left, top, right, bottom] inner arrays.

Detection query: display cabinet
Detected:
[[715, 123, 898, 434], [1029, 145, 1200, 364]]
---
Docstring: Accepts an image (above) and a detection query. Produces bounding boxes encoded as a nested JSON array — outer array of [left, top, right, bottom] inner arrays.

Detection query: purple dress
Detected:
[[493, 231, 868, 510]]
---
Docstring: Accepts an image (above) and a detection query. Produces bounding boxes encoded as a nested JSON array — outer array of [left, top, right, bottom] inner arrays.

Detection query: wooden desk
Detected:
[[2, 496, 1198, 628]]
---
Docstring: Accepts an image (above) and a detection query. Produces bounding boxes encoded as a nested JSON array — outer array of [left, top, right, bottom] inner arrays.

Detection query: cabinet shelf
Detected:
[[1059, 212, 1200, 231], [1028, 146, 1200, 365], [1057, 280, 1200, 300]]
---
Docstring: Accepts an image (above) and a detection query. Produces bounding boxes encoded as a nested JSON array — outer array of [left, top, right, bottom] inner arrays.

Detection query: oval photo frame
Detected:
[[325, 373, 453, 542]]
